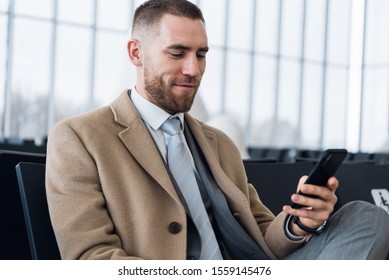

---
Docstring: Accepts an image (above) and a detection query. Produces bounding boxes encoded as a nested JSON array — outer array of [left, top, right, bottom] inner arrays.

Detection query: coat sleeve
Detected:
[[45, 121, 142, 260]]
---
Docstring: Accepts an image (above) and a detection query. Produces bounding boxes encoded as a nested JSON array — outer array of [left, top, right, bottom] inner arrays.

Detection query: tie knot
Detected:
[[161, 117, 181, 136]]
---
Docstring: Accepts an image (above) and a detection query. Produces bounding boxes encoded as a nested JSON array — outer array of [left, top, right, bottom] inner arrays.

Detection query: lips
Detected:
[[174, 83, 195, 88], [173, 79, 199, 87]]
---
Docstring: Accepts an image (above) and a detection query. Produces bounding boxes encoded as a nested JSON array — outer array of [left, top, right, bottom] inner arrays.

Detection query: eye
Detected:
[[170, 52, 184, 58], [197, 53, 206, 59]]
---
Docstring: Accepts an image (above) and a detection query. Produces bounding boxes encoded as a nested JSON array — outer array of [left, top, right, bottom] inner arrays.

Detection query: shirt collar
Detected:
[[131, 87, 185, 131]]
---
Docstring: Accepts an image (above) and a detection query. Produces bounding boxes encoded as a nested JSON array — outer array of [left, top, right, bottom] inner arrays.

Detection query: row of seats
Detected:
[[1, 138, 388, 165], [248, 147, 389, 165], [0, 137, 47, 154]]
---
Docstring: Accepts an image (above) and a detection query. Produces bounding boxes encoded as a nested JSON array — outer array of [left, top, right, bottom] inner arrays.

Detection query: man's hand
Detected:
[[282, 175, 339, 236]]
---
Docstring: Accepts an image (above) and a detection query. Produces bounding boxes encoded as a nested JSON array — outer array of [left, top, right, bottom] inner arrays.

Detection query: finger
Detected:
[[292, 185, 337, 213], [299, 183, 336, 204], [326, 176, 339, 191], [296, 175, 308, 192], [291, 190, 327, 211], [283, 205, 328, 228]]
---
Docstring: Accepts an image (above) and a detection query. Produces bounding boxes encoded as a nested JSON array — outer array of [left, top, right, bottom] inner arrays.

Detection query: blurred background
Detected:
[[2, 0, 389, 157]]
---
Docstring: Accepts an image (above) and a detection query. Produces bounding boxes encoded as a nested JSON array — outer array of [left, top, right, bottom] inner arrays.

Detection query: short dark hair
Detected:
[[132, 0, 205, 35]]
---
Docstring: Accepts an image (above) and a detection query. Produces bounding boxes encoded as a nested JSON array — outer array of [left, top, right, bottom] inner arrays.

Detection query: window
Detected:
[[1, 0, 389, 153]]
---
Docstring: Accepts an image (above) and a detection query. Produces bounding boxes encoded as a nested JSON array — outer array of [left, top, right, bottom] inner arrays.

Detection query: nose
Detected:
[[181, 54, 202, 77]]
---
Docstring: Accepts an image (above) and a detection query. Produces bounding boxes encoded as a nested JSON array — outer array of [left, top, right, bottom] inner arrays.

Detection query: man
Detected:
[[46, 0, 389, 260]]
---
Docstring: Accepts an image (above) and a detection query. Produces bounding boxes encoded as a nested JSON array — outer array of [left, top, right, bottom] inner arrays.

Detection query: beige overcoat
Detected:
[[45, 91, 309, 260]]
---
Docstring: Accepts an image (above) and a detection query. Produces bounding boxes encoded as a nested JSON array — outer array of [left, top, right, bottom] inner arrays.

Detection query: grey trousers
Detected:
[[283, 201, 389, 259]]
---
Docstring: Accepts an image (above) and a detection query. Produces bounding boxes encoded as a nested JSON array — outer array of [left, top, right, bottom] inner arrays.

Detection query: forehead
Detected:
[[155, 14, 208, 48]]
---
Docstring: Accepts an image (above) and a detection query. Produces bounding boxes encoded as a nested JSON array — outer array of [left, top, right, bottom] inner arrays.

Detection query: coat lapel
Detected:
[[109, 94, 246, 212], [184, 113, 248, 207], [110, 91, 181, 204]]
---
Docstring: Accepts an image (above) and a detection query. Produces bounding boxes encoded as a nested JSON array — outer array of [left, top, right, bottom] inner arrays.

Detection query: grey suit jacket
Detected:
[[46, 90, 309, 259]]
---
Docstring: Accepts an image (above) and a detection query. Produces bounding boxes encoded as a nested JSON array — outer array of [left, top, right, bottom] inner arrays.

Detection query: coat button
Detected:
[[168, 222, 182, 234]]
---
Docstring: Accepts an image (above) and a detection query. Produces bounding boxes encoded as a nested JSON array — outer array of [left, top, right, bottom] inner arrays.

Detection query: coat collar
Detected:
[[109, 90, 220, 203], [110, 90, 179, 202]]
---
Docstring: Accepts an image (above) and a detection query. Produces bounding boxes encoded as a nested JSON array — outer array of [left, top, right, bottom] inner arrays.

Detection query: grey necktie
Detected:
[[161, 117, 223, 260]]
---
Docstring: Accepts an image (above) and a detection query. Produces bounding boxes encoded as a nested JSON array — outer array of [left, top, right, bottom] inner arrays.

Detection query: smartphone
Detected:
[[291, 149, 348, 209]]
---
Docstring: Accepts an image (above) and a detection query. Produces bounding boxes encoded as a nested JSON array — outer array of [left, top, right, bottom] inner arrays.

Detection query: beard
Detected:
[[143, 66, 200, 114]]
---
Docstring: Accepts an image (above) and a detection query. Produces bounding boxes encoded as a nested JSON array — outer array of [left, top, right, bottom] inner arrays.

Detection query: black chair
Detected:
[[343, 152, 375, 165], [371, 152, 389, 165], [335, 163, 389, 210], [244, 159, 389, 212], [248, 147, 296, 163], [295, 149, 324, 162], [243, 161, 315, 214], [16, 162, 60, 260], [243, 160, 350, 214], [0, 150, 46, 260], [0, 138, 46, 154]]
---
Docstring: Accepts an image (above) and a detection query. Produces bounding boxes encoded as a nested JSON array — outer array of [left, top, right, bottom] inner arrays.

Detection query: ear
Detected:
[[127, 39, 142, 66]]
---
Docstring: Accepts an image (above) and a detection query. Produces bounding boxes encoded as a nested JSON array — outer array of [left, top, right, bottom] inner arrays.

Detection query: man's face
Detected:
[[140, 14, 208, 114]]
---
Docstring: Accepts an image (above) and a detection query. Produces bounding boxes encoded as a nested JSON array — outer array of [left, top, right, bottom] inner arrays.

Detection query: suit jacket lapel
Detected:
[[110, 91, 181, 204]]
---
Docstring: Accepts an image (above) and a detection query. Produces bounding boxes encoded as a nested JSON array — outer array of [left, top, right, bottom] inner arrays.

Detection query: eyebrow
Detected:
[[166, 44, 209, 53]]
